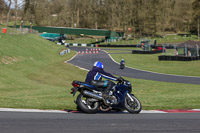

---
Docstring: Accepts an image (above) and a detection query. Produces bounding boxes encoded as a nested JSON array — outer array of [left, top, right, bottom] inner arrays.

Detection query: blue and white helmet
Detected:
[[93, 61, 104, 69]]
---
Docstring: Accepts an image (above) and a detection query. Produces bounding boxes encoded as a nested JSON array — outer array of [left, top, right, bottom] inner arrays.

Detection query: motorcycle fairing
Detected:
[[111, 84, 129, 109]]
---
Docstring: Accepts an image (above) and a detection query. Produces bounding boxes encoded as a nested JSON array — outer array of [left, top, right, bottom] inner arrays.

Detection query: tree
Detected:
[[0, 0, 6, 11], [6, 0, 12, 28], [0, 0, 7, 23], [17, 0, 199, 36], [192, 0, 200, 37]]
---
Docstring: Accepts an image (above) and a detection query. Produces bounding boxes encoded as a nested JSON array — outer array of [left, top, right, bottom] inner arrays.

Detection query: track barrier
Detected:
[[77, 48, 101, 55]]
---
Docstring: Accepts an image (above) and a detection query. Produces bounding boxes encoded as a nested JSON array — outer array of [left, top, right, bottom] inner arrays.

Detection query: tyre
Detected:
[[76, 94, 99, 114], [76, 105, 81, 112], [124, 93, 142, 114], [120, 65, 124, 69]]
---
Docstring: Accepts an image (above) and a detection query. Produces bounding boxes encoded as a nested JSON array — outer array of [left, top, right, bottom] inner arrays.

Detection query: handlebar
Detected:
[[117, 77, 125, 84]]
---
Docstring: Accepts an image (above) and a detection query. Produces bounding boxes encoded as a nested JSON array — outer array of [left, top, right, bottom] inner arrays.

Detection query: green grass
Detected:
[[0, 33, 200, 110], [127, 77, 200, 110], [0, 33, 82, 110], [106, 50, 200, 77]]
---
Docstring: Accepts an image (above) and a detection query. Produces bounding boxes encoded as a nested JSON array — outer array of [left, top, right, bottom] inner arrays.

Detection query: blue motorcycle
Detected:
[[70, 77, 142, 114]]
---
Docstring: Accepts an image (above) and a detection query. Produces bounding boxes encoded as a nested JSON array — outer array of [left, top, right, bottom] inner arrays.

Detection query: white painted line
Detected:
[[64, 51, 89, 71], [193, 109, 200, 111], [140, 110, 167, 113], [122, 110, 167, 113], [0, 108, 68, 113], [1, 108, 200, 113], [0, 108, 166, 113], [103, 50, 120, 65], [65, 53, 78, 63], [78, 67, 89, 71]]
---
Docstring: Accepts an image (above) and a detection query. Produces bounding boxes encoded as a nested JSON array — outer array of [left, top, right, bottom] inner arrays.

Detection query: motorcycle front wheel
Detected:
[[124, 93, 142, 114], [76, 94, 99, 114]]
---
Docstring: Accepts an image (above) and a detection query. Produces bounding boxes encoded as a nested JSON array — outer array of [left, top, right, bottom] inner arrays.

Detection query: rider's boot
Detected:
[[102, 81, 115, 105], [102, 91, 114, 105]]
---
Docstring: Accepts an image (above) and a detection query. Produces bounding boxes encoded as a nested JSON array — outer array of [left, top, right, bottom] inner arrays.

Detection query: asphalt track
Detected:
[[67, 47, 200, 85], [1, 111, 200, 133]]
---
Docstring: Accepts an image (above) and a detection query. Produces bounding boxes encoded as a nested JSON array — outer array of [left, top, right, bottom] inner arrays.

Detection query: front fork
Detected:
[[127, 93, 134, 101]]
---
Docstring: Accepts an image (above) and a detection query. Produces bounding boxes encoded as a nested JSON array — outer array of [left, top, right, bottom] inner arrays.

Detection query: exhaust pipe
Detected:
[[83, 90, 103, 100]]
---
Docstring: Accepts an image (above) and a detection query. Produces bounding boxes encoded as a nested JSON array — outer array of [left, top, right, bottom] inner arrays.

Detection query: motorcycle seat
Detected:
[[73, 80, 104, 91]]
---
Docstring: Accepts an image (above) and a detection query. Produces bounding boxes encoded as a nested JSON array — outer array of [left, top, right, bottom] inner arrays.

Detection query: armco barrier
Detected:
[[59, 49, 70, 56], [64, 43, 96, 47], [132, 50, 163, 54], [97, 44, 175, 48], [65, 43, 177, 50], [98, 44, 137, 47], [158, 55, 200, 61]]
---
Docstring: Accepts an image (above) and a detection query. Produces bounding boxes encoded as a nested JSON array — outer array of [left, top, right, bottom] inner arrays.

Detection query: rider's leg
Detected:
[[90, 80, 115, 103], [102, 81, 115, 99]]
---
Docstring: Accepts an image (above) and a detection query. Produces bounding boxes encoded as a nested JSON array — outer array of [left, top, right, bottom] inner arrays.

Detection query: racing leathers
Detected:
[[85, 66, 117, 102]]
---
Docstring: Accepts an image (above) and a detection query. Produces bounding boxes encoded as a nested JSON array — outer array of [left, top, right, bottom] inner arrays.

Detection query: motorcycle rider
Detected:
[[119, 59, 125, 69], [85, 61, 122, 104], [120, 59, 125, 65]]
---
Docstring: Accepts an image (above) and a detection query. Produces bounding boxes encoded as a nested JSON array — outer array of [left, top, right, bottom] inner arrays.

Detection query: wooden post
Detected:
[[198, 18, 200, 40]]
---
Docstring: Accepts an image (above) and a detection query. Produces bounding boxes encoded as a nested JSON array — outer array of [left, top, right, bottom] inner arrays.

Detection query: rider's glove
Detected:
[[117, 77, 124, 82]]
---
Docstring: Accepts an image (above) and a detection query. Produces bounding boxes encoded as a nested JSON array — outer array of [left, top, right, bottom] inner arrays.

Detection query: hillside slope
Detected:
[[0, 34, 85, 109]]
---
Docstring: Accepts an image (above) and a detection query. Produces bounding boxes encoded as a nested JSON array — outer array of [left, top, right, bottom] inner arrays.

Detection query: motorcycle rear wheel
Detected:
[[76, 94, 99, 114], [120, 65, 125, 69], [124, 94, 142, 114]]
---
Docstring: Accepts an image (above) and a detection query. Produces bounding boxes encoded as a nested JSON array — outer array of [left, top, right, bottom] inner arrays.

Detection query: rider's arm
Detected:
[[99, 69, 117, 81]]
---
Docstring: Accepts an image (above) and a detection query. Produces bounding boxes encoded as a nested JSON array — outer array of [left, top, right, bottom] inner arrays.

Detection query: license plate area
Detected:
[[71, 87, 78, 96]]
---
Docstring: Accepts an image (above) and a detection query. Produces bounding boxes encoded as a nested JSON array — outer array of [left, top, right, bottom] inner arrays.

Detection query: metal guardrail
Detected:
[[59, 49, 71, 56]]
